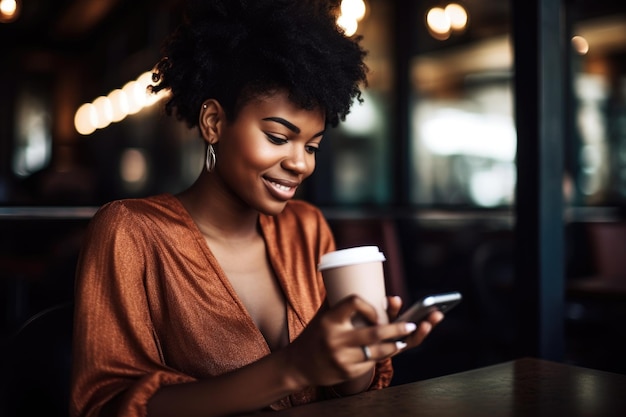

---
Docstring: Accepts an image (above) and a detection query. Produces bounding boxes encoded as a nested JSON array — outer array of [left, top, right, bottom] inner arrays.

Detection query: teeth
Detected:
[[270, 181, 292, 192]]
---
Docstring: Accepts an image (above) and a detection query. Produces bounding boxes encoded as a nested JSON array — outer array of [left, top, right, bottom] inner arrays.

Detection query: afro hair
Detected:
[[151, 0, 368, 128]]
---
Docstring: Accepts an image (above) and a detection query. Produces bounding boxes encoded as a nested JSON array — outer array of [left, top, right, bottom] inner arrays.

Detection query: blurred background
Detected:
[[1, 0, 625, 408]]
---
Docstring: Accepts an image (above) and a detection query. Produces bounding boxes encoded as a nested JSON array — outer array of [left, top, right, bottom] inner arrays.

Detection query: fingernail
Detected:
[[396, 340, 408, 350], [405, 322, 417, 333]]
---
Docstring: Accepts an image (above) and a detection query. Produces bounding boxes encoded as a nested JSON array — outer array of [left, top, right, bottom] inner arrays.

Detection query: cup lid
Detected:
[[318, 246, 386, 271]]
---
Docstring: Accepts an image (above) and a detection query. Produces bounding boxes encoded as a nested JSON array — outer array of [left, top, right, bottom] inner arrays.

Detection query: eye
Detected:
[[265, 133, 287, 145], [305, 145, 320, 154]]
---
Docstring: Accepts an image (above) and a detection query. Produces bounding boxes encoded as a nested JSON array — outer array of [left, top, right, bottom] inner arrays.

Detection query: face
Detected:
[[211, 91, 325, 216]]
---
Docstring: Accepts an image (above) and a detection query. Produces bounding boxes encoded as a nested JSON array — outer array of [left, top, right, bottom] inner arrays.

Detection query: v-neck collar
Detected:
[[164, 193, 302, 349]]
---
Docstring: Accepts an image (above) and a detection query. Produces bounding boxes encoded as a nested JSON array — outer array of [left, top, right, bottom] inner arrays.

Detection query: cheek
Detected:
[[246, 144, 281, 168], [304, 155, 317, 177], [220, 132, 272, 169]]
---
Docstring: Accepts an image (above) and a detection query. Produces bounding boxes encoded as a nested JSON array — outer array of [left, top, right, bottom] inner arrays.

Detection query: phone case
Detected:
[[395, 291, 462, 323]]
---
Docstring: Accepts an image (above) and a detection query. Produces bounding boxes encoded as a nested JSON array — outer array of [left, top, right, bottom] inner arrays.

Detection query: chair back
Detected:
[[3, 303, 74, 417]]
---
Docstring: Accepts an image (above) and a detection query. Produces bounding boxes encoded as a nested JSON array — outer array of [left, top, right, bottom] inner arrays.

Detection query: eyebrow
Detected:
[[262, 117, 325, 138]]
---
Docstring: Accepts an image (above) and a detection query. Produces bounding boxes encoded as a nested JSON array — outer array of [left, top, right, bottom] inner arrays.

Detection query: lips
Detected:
[[263, 176, 300, 201]]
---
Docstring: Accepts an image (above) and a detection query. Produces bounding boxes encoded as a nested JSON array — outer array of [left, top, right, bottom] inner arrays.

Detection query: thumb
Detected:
[[328, 295, 379, 326]]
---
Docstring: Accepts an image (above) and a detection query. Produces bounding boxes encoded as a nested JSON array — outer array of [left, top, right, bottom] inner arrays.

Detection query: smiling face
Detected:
[[207, 90, 326, 216]]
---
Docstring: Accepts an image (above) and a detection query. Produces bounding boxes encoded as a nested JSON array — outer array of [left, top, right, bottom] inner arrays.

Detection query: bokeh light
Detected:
[[427, 7, 451, 35], [0, 0, 20, 23], [572, 35, 590, 55], [75, 71, 169, 135], [341, 0, 366, 22], [445, 3, 468, 31], [337, 0, 368, 37], [426, 3, 469, 41]]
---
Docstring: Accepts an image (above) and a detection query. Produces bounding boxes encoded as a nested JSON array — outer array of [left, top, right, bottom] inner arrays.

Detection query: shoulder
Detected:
[[87, 194, 182, 240], [91, 194, 176, 224]]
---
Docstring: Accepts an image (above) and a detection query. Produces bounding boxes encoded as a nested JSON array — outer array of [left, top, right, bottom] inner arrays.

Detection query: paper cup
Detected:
[[318, 246, 388, 325]]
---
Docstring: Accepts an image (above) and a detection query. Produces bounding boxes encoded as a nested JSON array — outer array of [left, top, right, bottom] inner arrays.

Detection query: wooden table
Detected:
[[246, 358, 626, 416]]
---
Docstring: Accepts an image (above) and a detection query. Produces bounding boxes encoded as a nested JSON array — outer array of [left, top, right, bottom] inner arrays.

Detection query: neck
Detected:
[[176, 172, 260, 241]]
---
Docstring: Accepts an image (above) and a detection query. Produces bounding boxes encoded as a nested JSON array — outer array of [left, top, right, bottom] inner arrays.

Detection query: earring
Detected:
[[205, 143, 216, 172]]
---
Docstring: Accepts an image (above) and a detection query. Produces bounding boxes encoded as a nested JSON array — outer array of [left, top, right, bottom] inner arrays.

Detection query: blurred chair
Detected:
[[565, 222, 626, 374], [4, 302, 74, 417], [587, 222, 626, 280], [567, 222, 626, 298], [470, 236, 516, 359], [328, 217, 411, 304]]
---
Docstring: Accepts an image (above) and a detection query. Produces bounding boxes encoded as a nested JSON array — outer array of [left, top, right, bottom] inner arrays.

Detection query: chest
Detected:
[[207, 236, 288, 351]]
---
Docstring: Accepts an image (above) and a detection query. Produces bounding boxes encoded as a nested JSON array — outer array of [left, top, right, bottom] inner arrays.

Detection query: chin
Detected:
[[258, 200, 289, 216]]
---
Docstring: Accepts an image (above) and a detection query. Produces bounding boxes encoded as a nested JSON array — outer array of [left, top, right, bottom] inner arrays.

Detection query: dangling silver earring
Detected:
[[205, 143, 216, 172]]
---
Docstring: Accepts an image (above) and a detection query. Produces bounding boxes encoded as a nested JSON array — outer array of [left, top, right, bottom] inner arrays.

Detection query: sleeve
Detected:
[[70, 202, 195, 417], [369, 358, 393, 390]]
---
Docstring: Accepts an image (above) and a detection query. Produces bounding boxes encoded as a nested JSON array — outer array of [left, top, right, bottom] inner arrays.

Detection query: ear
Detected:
[[198, 99, 224, 144]]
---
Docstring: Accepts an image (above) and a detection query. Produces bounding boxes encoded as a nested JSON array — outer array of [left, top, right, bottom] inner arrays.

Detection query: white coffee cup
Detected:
[[318, 246, 388, 325]]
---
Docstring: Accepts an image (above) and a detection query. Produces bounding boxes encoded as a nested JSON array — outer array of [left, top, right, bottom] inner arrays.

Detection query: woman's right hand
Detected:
[[282, 295, 418, 389]]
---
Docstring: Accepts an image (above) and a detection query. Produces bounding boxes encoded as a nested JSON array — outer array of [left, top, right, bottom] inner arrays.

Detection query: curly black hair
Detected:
[[151, 0, 368, 128]]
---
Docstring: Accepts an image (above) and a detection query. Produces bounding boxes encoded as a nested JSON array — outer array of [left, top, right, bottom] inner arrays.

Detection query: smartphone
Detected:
[[394, 291, 462, 324]]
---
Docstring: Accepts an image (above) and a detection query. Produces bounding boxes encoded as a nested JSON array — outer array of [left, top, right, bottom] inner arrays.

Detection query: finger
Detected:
[[397, 311, 443, 343], [405, 320, 434, 346], [427, 310, 444, 325], [386, 296, 403, 320], [353, 321, 418, 347], [356, 340, 408, 363], [328, 295, 379, 326]]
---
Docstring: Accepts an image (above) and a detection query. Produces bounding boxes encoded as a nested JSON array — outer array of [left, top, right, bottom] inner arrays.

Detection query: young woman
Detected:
[[70, 1, 443, 416]]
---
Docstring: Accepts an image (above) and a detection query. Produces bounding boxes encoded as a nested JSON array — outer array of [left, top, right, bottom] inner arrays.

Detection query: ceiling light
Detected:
[[0, 0, 20, 23]]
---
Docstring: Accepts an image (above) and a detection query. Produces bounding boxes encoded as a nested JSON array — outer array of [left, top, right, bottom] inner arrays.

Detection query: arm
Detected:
[[147, 296, 419, 417], [146, 348, 302, 417], [71, 203, 198, 417]]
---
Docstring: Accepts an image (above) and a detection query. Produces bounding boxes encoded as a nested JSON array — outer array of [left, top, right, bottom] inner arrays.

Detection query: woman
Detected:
[[70, 1, 443, 416]]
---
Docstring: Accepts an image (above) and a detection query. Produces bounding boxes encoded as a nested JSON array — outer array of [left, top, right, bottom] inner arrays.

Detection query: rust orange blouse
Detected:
[[70, 194, 393, 417]]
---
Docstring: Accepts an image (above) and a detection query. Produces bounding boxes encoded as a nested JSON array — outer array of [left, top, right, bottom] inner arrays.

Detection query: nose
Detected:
[[281, 145, 310, 174]]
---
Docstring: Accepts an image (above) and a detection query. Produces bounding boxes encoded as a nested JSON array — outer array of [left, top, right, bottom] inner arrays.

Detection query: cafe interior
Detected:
[[1, 0, 625, 415]]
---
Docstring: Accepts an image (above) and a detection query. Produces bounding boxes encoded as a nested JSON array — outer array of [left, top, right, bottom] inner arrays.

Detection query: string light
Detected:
[[74, 70, 169, 136]]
